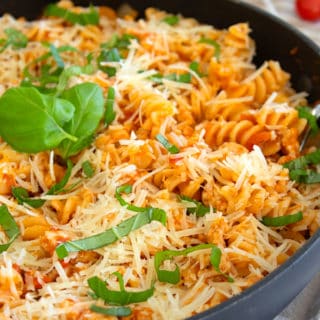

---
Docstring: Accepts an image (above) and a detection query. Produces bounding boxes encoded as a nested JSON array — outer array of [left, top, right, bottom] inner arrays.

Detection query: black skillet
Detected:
[[0, 1, 320, 319]]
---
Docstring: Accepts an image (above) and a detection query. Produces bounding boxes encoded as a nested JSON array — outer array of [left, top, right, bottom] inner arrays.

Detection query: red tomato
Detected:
[[296, 0, 320, 21]]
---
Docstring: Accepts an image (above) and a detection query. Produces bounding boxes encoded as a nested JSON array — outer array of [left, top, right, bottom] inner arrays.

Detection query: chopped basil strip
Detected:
[[101, 33, 137, 50], [82, 160, 95, 178], [199, 37, 221, 60], [155, 244, 233, 284], [98, 48, 121, 77], [55, 206, 166, 258], [0, 205, 20, 253], [90, 305, 132, 316], [47, 159, 73, 195], [189, 61, 205, 77], [49, 44, 65, 68], [283, 149, 320, 184], [149, 72, 191, 84], [44, 3, 99, 26], [179, 195, 212, 217], [0, 28, 28, 53], [115, 184, 145, 212], [12, 187, 45, 208], [88, 272, 154, 305], [155, 134, 180, 154], [297, 106, 319, 136], [262, 212, 303, 227], [105, 86, 116, 125], [162, 15, 179, 26]]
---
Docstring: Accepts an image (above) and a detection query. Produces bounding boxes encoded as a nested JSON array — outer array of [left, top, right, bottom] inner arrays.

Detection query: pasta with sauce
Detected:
[[0, 1, 319, 319]]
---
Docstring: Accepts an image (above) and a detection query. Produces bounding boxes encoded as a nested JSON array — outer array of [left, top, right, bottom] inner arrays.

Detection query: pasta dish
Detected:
[[0, 1, 319, 319]]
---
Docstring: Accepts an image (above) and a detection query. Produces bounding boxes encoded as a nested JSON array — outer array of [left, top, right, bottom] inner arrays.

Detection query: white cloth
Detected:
[[240, 1, 320, 319]]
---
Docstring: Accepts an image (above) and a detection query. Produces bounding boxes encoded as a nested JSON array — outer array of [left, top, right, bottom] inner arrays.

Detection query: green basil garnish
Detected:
[[297, 106, 319, 136], [101, 33, 138, 50], [88, 272, 154, 305], [105, 87, 116, 125], [0, 28, 28, 53], [82, 160, 95, 178], [0, 205, 20, 253], [283, 149, 320, 184], [199, 37, 221, 60], [12, 187, 45, 208], [90, 305, 132, 316], [47, 159, 73, 195], [155, 134, 180, 154], [55, 206, 166, 258], [179, 195, 212, 217], [58, 82, 104, 159], [0, 86, 76, 153], [97, 48, 121, 77], [155, 244, 233, 284], [162, 15, 179, 26], [262, 212, 303, 227], [44, 3, 99, 26]]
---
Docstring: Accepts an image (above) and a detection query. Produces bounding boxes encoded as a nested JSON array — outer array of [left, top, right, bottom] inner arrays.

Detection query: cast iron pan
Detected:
[[1, 1, 320, 319]]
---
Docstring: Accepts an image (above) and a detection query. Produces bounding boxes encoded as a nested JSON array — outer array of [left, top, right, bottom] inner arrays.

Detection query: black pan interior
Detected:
[[0, 1, 319, 320]]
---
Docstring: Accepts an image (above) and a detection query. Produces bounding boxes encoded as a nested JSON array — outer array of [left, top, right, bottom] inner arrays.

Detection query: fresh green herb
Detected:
[[98, 48, 121, 77], [88, 272, 154, 305], [47, 159, 73, 195], [55, 206, 166, 258], [58, 83, 104, 159], [82, 160, 95, 178], [49, 44, 65, 68], [154, 244, 233, 284], [297, 106, 319, 136], [155, 134, 180, 154], [90, 305, 132, 316], [0, 86, 76, 153], [0, 28, 28, 53], [162, 15, 179, 26], [149, 72, 191, 84], [44, 3, 99, 26], [262, 212, 303, 227], [105, 86, 116, 125], [55, 64, 94, 96], [179, 195, 212, 217], [189, 61, 206, 77], [199, 37, 221, 60], [12, 187, 45, 208], [283, 149, 320, 184], [0, 205, 20, 253], [101, 33, 138, 50], [115, 185, 145, 212], [22, 45, 78, 91]]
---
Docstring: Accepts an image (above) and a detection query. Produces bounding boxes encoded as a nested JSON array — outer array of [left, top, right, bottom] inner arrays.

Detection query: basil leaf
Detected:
[[155, 244, 233, 284], [155, 134, 180, 154], [0, 28, 28, 53], [101, 34, 137, 50], [47, 159, 73, 195], [105, 87, 116, 125], [98, 48, 121, 77], [149, 73, 191, 84], [179, 195, 212, 217], [115, 185, 145, 212], [297, 106, 319, 136], [82, 160, 95, 178], [0, 205, 20, 253], [12, 187, 45, 208], [55, 65, 94, 96], [55, 207, 166, 258], [49, 44, 65, 68], [262, 212, 303, 227], [58, 83, 104, 159], [90, 305, 132, 316], [199, 37, 221, 60], [88, 273, 154, 305], [44, 3, 99, 26], [162, 15, 179, 26], [0, 86, 76, 153], [284, 149, 320, 183]]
